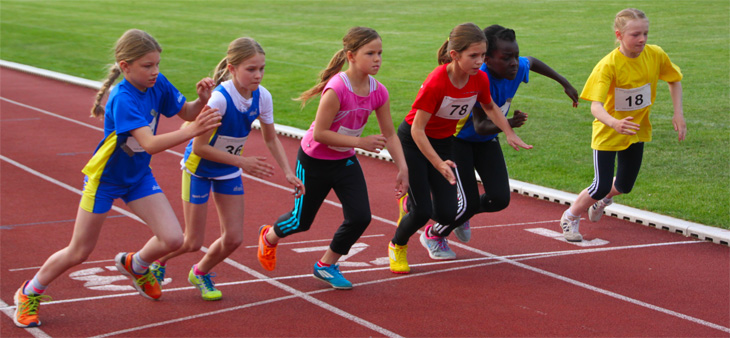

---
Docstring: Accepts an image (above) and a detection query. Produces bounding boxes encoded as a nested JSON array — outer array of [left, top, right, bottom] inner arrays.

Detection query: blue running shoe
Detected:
[[149, 261, 166, 284], [313, 263, 352, 290]]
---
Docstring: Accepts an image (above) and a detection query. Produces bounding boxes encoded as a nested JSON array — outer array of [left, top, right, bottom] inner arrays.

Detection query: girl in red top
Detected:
[[388, 23, 531, 274]]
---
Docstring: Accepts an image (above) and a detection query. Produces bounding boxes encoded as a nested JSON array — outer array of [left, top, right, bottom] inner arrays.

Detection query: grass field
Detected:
[[1, 0, 728, 228]]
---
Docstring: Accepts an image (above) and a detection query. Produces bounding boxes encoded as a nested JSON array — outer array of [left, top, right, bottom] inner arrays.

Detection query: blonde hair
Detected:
[[437, 23, 486, 65], [296, 26, 380, 106], [213, 37, 265, 86], [614, 8, 648, 43], [91, 29, 162, 118]]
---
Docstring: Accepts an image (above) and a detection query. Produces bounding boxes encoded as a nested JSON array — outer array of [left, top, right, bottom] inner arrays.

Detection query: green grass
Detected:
[[2, 0, 728, 228]]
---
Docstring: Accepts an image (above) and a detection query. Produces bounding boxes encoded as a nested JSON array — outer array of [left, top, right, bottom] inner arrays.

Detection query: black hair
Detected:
[[483, 24, 516, 57]]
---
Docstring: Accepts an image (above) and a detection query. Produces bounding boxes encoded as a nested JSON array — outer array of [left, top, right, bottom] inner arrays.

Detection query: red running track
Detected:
[[1, 67, 728, 337]]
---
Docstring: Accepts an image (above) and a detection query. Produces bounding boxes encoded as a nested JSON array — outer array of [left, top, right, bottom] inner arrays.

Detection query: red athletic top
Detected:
[[406, 63, 492, 139]]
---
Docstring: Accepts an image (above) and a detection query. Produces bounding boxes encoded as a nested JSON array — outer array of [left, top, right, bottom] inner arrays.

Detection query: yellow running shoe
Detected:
[[257, 225, 277, 271], [388, 242, 410, 274], [188, 266, 222, 301], [13, 281, 51, 328], [396, 194, 408, 226]]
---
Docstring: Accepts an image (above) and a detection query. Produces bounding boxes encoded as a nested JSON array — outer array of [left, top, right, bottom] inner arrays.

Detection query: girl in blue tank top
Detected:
[[148, 37, 304, 301]]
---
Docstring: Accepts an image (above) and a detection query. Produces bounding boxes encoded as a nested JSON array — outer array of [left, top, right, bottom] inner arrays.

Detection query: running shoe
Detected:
[[313, 263, 352, 290], [188, 266, 222, 301], [588, 198, 613, 222], [257, 225, 277, 271], [560, 210, 583, 242], [388, 242, 410, 274], [149, 261, 166, 284], [114, 252, 161, 300], [13, 281, 51, 328], [397, 194, 408, 226], [453, 220, 472, 243], [419, 224, 456, 260]]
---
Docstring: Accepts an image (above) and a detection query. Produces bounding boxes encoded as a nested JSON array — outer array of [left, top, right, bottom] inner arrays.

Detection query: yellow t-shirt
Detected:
[[581, 45, 683, 151]]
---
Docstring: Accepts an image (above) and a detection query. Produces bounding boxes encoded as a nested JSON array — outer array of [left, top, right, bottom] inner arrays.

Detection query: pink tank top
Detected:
[[301, 72, 389, 160]]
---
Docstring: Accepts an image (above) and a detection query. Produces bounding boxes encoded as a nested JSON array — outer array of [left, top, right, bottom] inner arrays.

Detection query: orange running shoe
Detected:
[[13, 281, 51, 328], [257, 225, 277, 271], [115, 252, 161, 300]]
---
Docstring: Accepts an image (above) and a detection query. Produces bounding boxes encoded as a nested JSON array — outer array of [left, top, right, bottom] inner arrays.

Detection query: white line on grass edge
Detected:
[[5, 59, 723, 245]]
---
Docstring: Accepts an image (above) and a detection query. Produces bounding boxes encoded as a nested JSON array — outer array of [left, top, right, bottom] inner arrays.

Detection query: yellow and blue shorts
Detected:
[[80, 172, 163, 214], [181, 170, 244, 204]]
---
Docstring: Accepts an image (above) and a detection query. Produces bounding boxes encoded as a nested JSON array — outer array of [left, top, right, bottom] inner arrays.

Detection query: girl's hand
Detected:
[[437, 160, 457, 185], [564, 85, 579, 107], [505, 133, 533, 151], [240, 156, 275, 178], [611, 116, 641, 135], [286, 174, 305, 198], [188, 106, 221, 137], [196, 77, 216, 103], [358, 134, 387, 153], [394, 170, 409, 199], [673, 114, 687, 141], [510, 110, 528, 128]]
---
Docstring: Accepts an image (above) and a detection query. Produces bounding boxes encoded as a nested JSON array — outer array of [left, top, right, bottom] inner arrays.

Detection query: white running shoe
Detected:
[[560, 210, 583, 242], [588, 198, 613, 222]]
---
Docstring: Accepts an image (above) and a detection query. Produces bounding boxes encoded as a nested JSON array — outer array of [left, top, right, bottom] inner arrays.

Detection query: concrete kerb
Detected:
[[3, 59, 727, 246]]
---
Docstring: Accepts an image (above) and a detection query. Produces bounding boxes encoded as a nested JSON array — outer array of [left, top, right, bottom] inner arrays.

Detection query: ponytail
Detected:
[[295, 49, 347, 106], [436, 39, 451, 65], [213, 57, 230, 86], [90, 64, 122, 118]]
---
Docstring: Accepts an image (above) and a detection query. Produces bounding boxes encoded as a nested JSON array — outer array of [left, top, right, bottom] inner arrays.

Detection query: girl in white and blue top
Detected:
[[149, 37, 303, 301]]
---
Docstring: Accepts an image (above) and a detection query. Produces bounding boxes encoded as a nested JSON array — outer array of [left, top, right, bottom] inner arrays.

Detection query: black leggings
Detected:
[[273, 148, 371, 255], [588, 142, 644, 200], [451, 137, 511, 225], [391, 121, 466, 245]]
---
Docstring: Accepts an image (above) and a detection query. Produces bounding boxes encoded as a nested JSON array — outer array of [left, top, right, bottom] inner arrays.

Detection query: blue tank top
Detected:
[[182, 85, 261, 178]]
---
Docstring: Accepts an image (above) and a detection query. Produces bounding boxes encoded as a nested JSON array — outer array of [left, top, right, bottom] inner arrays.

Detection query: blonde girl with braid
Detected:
[[148, 37, 304, 301], [13, 29, 221, 328], [257, 27, 408, 289]]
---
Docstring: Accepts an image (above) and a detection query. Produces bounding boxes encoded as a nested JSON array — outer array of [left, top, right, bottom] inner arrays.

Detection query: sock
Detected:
[[427, 224, 440, 238], [603, 197, 613, 204], [132, 252, 150, 275], [263, 227, 276, 247], [316, 260, 331, 268], [24, 276, 47, 296], [565, 209, 579, 219], [154, 260, 166, 267], [193, 264, 206, 276]]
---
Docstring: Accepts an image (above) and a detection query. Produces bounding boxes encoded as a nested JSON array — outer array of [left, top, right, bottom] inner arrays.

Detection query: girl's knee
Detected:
[[163, 235, 184, 252], [222, 233, 244, 249]]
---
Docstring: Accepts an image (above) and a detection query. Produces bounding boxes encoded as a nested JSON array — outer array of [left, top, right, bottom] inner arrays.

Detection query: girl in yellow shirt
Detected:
[[560, 8, 686, 242]]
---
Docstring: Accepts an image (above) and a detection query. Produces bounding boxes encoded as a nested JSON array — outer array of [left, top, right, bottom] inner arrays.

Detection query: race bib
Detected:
[[614, 83, 651, 111], [329, 125, 365, 152], [124, 137, 145, 153], [435, 95, 477, 120], [213, 135, 248, 155], [500, 99, 512, 116]]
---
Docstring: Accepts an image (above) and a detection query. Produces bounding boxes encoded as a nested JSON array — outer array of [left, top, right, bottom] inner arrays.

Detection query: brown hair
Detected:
[[614, 8, 648, 43], [296, 26, 380, 106], [437, 23, 486, 65], [212, 37, 265, 86], [91, 29, 162, 118]]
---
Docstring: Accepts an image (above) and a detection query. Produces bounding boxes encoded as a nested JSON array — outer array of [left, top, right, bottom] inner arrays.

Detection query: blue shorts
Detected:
[[80, 172, 163, 214], [181, 171, 244, 204]]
